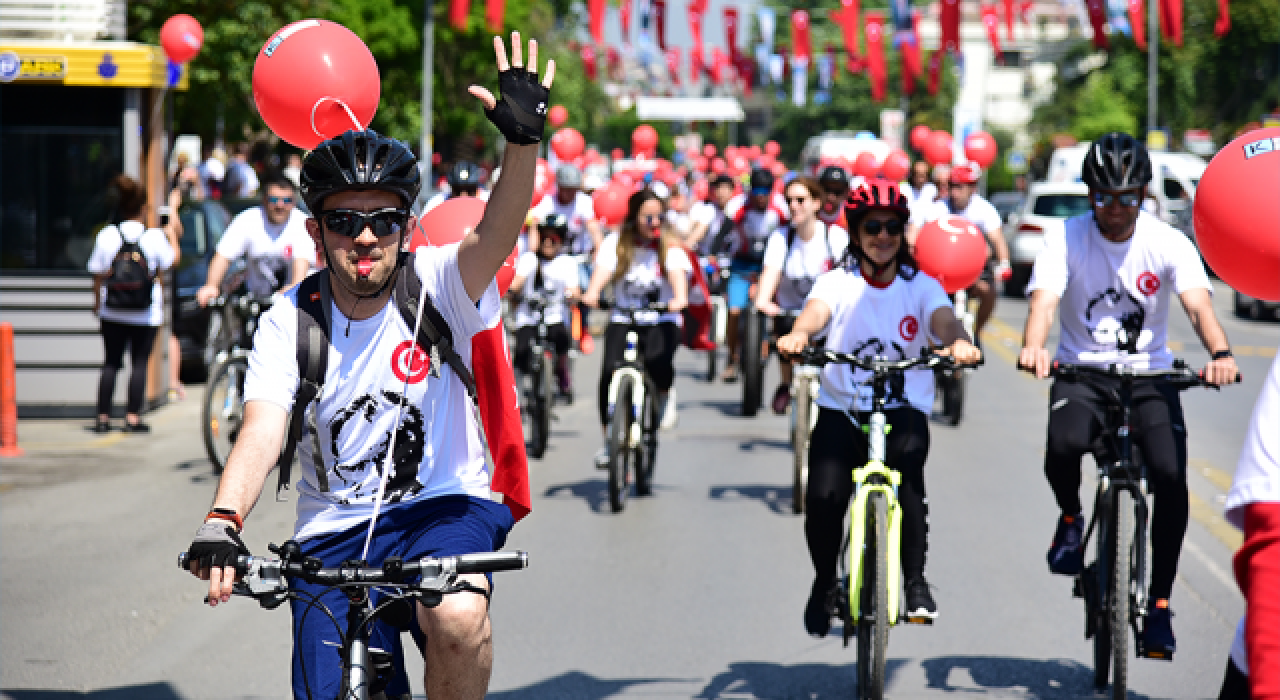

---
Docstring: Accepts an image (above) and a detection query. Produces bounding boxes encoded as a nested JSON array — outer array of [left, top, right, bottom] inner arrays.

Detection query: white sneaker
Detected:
[[594, 447, 610, 470], [660, 389, 679, 430]]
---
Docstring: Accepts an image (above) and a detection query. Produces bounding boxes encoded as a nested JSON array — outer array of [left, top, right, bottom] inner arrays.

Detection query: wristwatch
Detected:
[[1212, 349, 1233, 360]]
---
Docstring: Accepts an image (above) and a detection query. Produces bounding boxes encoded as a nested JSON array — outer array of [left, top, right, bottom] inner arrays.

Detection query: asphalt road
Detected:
[[2, 281, 1275, 699]]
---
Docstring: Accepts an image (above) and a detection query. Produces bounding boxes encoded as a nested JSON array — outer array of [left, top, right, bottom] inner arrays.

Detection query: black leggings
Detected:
[[1044, 377, 1188, 601], [97, 320, 158, 417], [806, 406, 931, 589], [597, 321, 680, 426], [512, 323, 571, 374]]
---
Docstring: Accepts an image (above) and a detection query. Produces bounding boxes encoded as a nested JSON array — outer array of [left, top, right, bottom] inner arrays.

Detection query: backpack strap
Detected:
[[276, 272, 331, 499], [392, 256, 478, 400]]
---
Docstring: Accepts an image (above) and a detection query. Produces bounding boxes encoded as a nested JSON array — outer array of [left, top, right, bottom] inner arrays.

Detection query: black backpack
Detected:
[[104, 228, 154, 310], [275, 254, 492, 499]]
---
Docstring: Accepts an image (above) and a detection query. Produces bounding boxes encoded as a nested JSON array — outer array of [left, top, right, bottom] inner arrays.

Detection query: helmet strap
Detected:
[[320, 231, 408, 336]]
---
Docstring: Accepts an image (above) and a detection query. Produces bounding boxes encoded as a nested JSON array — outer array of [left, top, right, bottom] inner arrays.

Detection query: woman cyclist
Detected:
[[754, 176, 849, 415], [508, 213, 580, 401], [583, 188, 691, 466], [777, 179, 981, 635]]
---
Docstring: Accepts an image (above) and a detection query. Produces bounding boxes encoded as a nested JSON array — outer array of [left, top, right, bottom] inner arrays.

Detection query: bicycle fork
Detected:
[[847, 412, 903, 627], [605, 332, 647, 450]]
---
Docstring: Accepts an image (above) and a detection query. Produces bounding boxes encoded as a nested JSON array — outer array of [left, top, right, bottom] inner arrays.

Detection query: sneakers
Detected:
[[1141, 600, 1176, 660], [1047, 512, 1085, 575], [771, 384, 791, 415], [905, 577, 938, 621], [122, 421, 151, 433], [660, 390, 679, 430], [804, 580, 833, 637], [593, 447, 610, 470]]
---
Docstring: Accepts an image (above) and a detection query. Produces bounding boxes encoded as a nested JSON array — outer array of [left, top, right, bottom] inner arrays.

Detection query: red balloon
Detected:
[[730, 155, 750, 174], [747, 145, 762, 159], [161, 14, 203, 64], [253, 20, 379, 150], [1195, 128, 1280, 301], [711, 157, 727, 174], [593, 182, 630, 227], [853, 152, 880, 178], [548, 105, 569, 128], [694, 155, 709, 172], [550, 128, 585, 161], [923, 131, 953, 166], [964, 131, 999, 169], [632, 124, 659, 156], [408, 198, 517, 294], [770, 161, 788, 178], [495, 248, 518, 296], [881, 149, 911, 181], [703, 144, 718, 158], [915, 215, 990, 293], [909, 125, 933, 151], [692, 179, 710, 201], [764, 140, 781, 157]]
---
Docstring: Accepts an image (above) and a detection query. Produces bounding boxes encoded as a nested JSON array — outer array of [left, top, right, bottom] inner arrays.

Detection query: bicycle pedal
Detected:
[[904, 615, 935, 625]]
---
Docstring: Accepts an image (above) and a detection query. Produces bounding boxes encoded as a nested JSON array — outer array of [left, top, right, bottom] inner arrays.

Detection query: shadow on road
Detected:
[[921, 655, 1151, 698], [736, 437, 791, 451], [2, 684, 183, 700], [489, 670, 690, 698], [709, 484, 795, 516], [543, 479, 613, 513], [699, 400, 745, 417], [695, 659, 907, 698]]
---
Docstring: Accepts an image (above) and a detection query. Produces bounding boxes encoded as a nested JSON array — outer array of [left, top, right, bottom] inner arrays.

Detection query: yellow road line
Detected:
[[1193, 457, 1235, 493], [1189, 489, 1243, 551], [980, 318, 1023, 368]]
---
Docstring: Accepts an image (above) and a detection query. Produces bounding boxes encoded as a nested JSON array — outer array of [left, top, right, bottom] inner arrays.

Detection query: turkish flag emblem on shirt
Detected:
[[900, 315, 920, 341], [1137, 271, 1161, 296]]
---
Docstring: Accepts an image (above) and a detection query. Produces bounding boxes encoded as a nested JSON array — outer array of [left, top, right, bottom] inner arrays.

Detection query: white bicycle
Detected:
[[936, 288, 977, 426]]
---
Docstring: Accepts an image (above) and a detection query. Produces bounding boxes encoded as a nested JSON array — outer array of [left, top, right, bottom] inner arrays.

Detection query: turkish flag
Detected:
[[588, 0, 605, 42], [1003, 0, 1015, 39], [927, 49, 943, 95], [830, 0, 862, 61], [724, 7, 741, 60], [652, 0, 667, 49], [710, 46, 727, 84], [581, 43, 598, 80], [485, 0, 504, 31], [449, 0, 469, 30], [665, 47, 681, 84], [1214, 0, 1230, 36], [620, 0, 632, 40], [940, 0, 961, 52], [792, 10, 812, 62], [1084, 0, 1110, 49], [1019, 0, 1034, 25], [902, 12, 923, 77], [471, 325, 531, 522], [689, 0, 705, 77], [865, 12, 887, 102], [981, 4, 1003, 61], [1128, 0, 1147, 49], [1159, 0, 1183, 46]]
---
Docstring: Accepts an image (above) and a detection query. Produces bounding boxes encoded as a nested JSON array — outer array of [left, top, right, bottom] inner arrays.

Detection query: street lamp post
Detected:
[[1147, 0, 1158, 141], [422, 0, 435, 198]]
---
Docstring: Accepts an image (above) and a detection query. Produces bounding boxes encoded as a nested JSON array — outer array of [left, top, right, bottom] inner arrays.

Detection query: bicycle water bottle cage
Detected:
[[859, 424, 893, 434]]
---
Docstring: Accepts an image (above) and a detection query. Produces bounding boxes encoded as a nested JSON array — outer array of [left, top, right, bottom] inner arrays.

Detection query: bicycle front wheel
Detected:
[[1093, 494, 1115, 690], [741, 307, 764, 416], [1108, 489, 1135, 699], [635, 386, 658, 497], [791, 387, 811, 514], [857, 491, 891, 700], [528, 357, 552, 459], [942, 370, 965, 426], [202, 357, 247, 475], [607, 376, 636, 513]]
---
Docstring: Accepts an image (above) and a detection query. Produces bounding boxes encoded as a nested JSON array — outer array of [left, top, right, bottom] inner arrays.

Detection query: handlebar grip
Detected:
[[178, 552, 253, 574], [455, 551, 528, 574]]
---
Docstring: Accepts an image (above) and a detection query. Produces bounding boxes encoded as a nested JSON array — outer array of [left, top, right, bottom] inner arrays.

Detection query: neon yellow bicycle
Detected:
[[799, 347, 972, 699]]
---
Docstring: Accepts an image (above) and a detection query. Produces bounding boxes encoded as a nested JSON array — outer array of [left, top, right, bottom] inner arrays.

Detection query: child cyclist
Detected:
[[777, 179, 982, 634], [508, 213, 580, 401]]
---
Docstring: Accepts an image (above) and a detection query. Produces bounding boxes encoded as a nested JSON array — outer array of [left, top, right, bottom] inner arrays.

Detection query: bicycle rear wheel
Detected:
[[741, 307, 763, 416], [1109, 489, 1135, 699], [941, 370, 965, 426], [607, 376, 636, 513], [857, 492, 890, 700], [791, 386, 811, 514], [202, 357, 247, 474]]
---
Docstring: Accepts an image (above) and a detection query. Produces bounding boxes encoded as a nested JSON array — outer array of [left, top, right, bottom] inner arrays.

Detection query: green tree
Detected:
[[1073, 72, 1140, 141]]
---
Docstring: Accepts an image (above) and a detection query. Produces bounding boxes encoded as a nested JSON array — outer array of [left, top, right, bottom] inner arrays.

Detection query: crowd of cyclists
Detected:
[[175, 31, 1270, 700]]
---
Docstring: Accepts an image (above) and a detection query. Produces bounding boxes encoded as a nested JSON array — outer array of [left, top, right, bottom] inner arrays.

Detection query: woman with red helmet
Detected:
[[777, 178, 982, 635]]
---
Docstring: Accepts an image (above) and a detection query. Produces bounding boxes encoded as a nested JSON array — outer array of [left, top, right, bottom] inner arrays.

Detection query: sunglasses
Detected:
[[320, 208, 409, 239], [1092, 192, 1141, 208], [267, 196, 294, 205], [861, 219, 905, 237], [455, 187, 478, 197]]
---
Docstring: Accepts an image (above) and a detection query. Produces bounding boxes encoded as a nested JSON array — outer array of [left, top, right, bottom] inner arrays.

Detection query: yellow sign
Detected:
[[1146, 129, 1168, 152], [0, 43, 188, 89]]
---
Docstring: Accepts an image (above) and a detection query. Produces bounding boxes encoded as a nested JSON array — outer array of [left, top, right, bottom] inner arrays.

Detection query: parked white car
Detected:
[[1005, 181, 1091, 296]]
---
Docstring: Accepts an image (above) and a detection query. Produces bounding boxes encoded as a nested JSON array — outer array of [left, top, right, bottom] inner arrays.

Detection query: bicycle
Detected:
[[789, 349, 820, 515], [1034, 360, 1231, 698], [740, 300, 769, 416], [797, 347, 974, 700], [202, 293, 272, 474], [512, 291, 560, 460], [179, 542, 527, 700], [934, 288, 976, 426], [700, 254, 731, 383], [599, 300, 668, 513]]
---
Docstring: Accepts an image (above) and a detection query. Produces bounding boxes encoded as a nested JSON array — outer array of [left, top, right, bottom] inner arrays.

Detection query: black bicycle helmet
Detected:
[[818, 165, 851, 192], [300, 129, 421, 213], [1081, 132, 1152, 190], [538, 212, 569, 239], [448, 161, 482, 189], [749, 167, 775, 192]]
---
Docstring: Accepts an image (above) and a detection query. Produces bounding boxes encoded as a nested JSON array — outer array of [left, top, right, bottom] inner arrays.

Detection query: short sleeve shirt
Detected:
[[911, 194, 1003, 237], [530, 191, 598, 255], [86, 221, 176, 327], [594, 233, 693, 326], [216, 207, 316, 297], [1226, 353, 1280, 529], [761, 223, 850, 310], [513, 252, 580, 327]]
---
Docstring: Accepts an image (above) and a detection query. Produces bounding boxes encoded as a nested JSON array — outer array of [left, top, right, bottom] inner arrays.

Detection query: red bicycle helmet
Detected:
[[845, 178, 911, 222]]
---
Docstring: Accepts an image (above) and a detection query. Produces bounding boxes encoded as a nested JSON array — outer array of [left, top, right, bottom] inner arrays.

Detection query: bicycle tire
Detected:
[[741, 307, 763, 417], [857, 491, 890, 700], [635, 388, 657, 497], [1109, 489, 1135, 699], [528, 355, 552, 459], [608, 376, 635, 513], [791, 385, 810, 514], [1093, 494, 1114, 690], [202, 357, 246, 475], [706, 305, 720, 382]]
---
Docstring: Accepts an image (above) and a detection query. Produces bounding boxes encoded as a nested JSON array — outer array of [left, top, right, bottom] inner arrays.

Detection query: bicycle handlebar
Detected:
[[1045, 361, 1238, 388], [791, 347, 982, 372], [596, 299, 669, 314], [208, 294, 274, 315]]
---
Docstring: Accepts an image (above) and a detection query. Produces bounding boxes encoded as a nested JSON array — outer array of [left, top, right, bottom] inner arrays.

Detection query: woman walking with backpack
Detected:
[[86, 174, 181, 433]]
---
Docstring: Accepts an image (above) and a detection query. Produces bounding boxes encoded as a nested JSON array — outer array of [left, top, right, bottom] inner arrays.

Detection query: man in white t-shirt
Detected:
[[685, 174, 736, 256], [196, 172, 317, 305], [507, 213, 581, 399], [900, 160, 937, 211], [1019, 132, 1238, 660], [529, 164, 602, 256], [184, 38, 553, 699]]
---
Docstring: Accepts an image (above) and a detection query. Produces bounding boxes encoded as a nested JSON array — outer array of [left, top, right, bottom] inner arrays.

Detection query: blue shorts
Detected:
[[289, 495, 514, 700], [727, 261, 763, 311]]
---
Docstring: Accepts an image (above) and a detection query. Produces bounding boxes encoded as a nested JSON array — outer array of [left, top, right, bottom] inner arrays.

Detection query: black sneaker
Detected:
[[1047, 512, 1085, 575], [905, 578, 938, 621], [122, 421, 151, 434], [1141, 602, 1176, 660], [804, 580, 833, 637], [92, 420, 111, 434]]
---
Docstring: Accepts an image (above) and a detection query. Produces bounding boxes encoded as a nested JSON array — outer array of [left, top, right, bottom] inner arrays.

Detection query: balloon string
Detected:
[[311, 97, 365, 139]]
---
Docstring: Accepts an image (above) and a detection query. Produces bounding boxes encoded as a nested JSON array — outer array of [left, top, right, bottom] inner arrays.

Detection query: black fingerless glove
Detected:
[[484, 67, 550, 145], [188, 521, 251, 570]]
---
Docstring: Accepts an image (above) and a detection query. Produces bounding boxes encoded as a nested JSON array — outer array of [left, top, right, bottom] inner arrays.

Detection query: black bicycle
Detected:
[[700, 254, 731, 383], [1044, 360, 1231, 698], [202, 293, 272, 474], [599, 300, 667, 513], [179, 542, 527, 700], [513, 291, 560, 460]]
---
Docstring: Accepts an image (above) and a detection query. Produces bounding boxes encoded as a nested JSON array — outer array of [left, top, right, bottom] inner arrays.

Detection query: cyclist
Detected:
[[529, 164, 603, 256], [908, 161, 1012, 342], [900, 159, 937, 209], [776, 179, 980, 635], [195, 170, 316, 307], [184, 35, 553, 700], [508, 213, 579, 401], [722, 167, 787, 382], [686, 173, 737, 256], [754, 176, 849, 415], [423, 160, 491, 213], [1018, 131, 1238, 659], [583, 188, 691, 466], [816, 165, 851, 231]]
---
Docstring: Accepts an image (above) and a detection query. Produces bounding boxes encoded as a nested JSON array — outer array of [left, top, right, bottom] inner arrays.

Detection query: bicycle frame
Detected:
[[605, 330, 649, 451]]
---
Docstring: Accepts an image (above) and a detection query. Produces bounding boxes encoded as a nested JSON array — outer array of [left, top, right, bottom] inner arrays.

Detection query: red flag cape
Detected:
[[680, 244, 715, 351], [473, 323, 531, 521]]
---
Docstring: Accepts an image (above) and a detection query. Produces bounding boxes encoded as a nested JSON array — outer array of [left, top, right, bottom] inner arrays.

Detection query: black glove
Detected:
[[484, 67, 550, 145], [188, 521, 250, 570]]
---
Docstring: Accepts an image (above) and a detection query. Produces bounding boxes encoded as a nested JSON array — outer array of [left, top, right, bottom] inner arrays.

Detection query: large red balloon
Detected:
[[692, 179, 710, 201], [253, 20, 379, 150], [711, 157, 727, 174], [632, 124, 659, 156], [1195, 128, 1280, 301], [881, 149, 911, 181], [915, 215, 989, 293], [853, 152, 880, 178], [764, 140, 781, 157], [593, 182, 630, 227], [964, 131, 999, 169], [548, 105, 569, 128], [923, 131, 953, 166], [160, 14, 203, 64], [550, 128, 585, 161], [703, 144, 718, 158], [909, 125, 932, 152], [409, 198, 516, 295]]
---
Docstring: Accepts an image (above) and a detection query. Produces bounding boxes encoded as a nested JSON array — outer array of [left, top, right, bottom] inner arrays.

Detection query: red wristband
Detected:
[[206, 509, 243, 531]]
